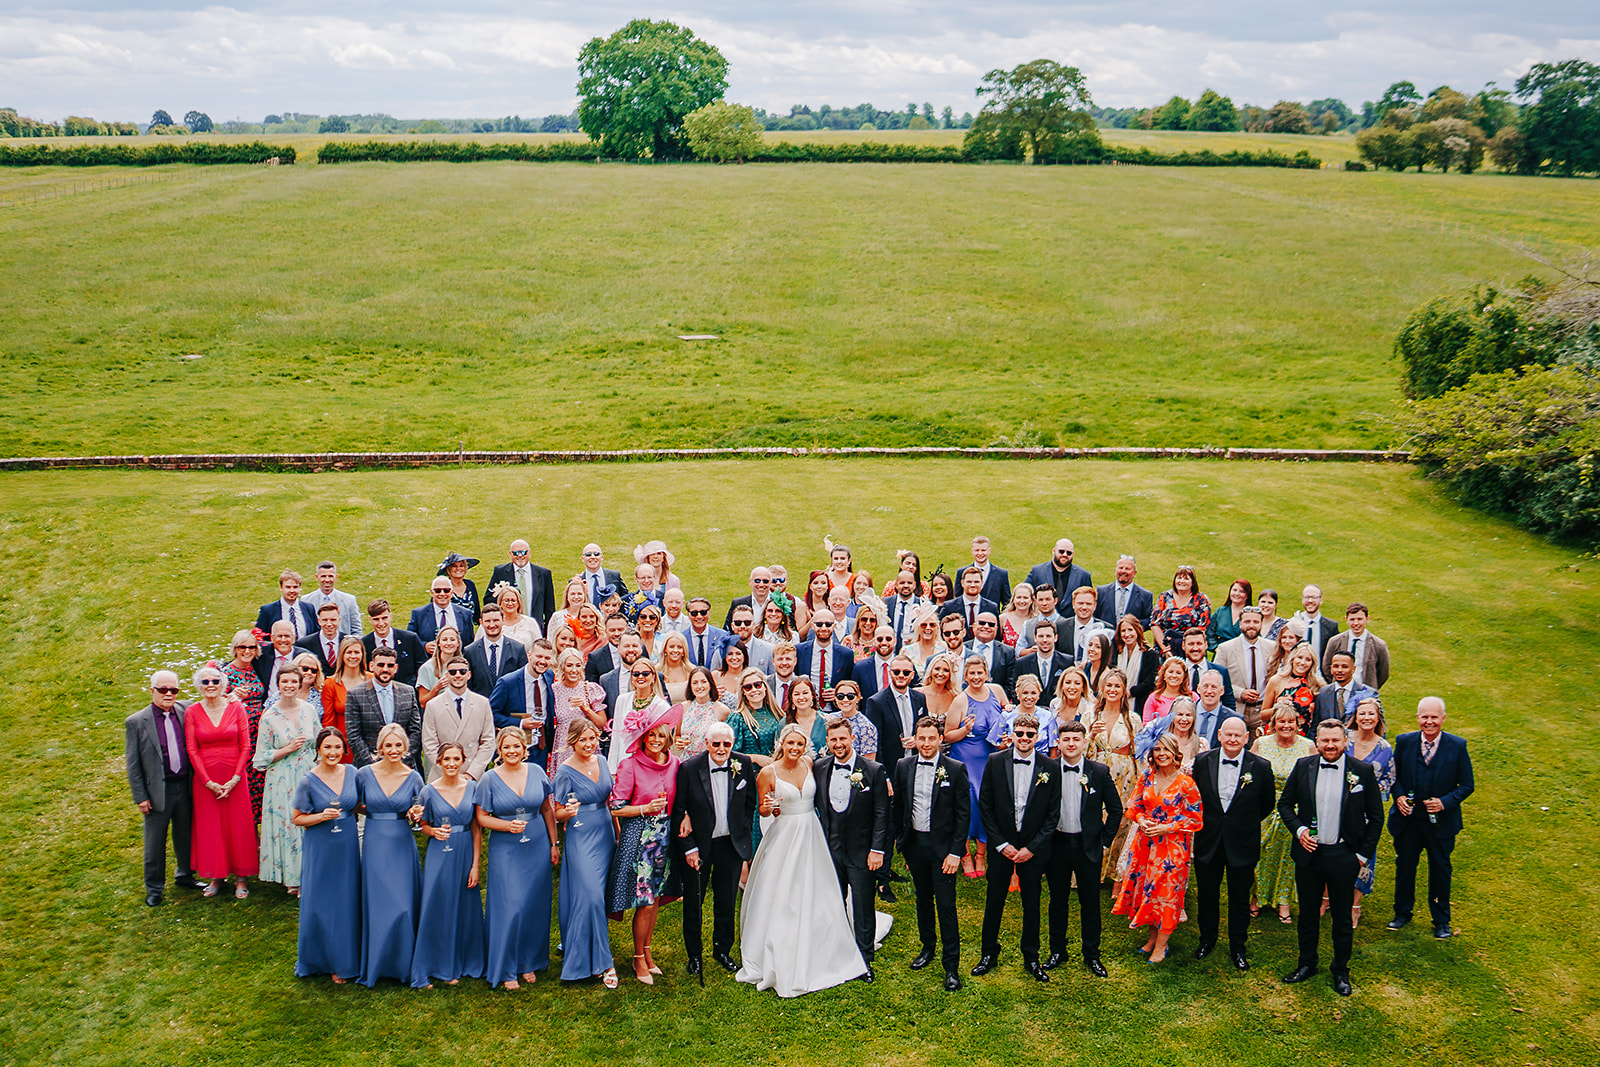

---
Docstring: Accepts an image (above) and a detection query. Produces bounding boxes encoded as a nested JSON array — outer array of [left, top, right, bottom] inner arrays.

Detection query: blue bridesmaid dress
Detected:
[[951, 690, 1003, 841], [293, 767, 362, 980], [409, 780, 488, 987], [356, 764, 423, 987], [479, 764, 554, 987], [553, 761, 616, 981]]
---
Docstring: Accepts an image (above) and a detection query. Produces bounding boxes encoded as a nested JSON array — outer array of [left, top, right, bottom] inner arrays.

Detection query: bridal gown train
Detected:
[[737, 773, 880, 997]]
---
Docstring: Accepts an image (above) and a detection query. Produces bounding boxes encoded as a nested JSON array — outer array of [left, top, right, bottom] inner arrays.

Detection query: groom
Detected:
[[974, 712, 1061, 982], [672, 722, 758, 976], [813, 716, 892, 981]]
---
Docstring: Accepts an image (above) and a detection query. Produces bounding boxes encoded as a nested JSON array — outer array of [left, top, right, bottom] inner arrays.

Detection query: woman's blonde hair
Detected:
[[375, 722, 410, 756]]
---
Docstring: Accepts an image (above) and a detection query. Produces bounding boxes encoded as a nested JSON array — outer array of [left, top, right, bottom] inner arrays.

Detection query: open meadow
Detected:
[[0, 458, 1595, 1066], [3, 145, 1597, 458]]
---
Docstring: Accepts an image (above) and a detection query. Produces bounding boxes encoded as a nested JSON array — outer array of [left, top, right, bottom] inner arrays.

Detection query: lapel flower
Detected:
[[1081, 778, 1093, 792], [934, 765, 948, 783], [1035, 771, 1050, 787], [1346, 771, 1358, 788], [1239, 772, 1253, 786], [729, 759, 743, 777], [848, 770, 867, 791]]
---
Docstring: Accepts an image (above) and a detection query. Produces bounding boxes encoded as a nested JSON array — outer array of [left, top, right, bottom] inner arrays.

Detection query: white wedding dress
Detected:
[[736, 772, 880, 997]]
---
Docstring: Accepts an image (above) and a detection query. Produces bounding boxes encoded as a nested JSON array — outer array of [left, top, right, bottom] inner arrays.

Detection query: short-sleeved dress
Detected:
[[1254, 735, 1317, 908], [607, 752, 680, 914], [410, 780, 487, 987], [185, 701, 259, 880], [1111, 770, 1204, 932], [950, 689, 1004, 842], [293, 768, 361, 979], [1346, 735, 1396, 895], [356, 765, 423, 987], [549, 681, 607, 774], [479, 764, 554, 986], [553, 761, 616, 980], [252, 700, 319, 886]]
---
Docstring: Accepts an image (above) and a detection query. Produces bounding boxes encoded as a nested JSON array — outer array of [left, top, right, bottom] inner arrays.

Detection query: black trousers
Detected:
[[1294, 844, 1359, 974], [903, 833, 961, 972], [1194, 853, 1255, 952], [835, 861, 878, 962], [1392, 825, 1455, 926], [1045, 832, 1103, 959], [142, 779, 193, 893], [680, 836, 742, 959], [981, 849, 1043, 961]]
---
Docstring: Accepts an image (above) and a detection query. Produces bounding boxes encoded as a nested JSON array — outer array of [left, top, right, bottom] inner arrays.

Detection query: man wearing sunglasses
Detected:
[[672, 722, 758, 976], [685, 597, 733, 671], [726, 605, 774, 675], [422, 656, 495, 780], [488, 539, 556, 633], [796, 610, 853, 708], [577, 544, 628, 605], [1026, 538, 1093, 609], [974, 712, 1061, 983], [864, 654, 928, 760], [126, 670, 207, 906], [854, 626, 901, 703], [723, 566, 777, 630]]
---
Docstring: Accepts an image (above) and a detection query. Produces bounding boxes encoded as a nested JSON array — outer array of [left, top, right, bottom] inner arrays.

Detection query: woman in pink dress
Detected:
[[185, 663, 259, 898], [548, 647, 607, 774], [1111, 733, 1203, 963], [607, 704, 683, 983]]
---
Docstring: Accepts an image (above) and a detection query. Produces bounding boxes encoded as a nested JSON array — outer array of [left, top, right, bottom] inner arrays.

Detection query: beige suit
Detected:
[[1321, 630, 1390, 690], [1214, 635, 1272, 734], [422, 689, 496, 781]]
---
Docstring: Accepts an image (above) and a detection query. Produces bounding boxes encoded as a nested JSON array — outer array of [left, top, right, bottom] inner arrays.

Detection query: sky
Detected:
[[2, 2, 1597, 123]]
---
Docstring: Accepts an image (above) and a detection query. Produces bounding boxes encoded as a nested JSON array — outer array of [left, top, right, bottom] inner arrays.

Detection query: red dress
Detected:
[[185, 701, 260, 879], [1112, 770, 1203, 932]]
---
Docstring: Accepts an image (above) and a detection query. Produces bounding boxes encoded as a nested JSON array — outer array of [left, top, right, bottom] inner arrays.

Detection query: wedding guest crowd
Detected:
[[126, 534, 1465, 998]]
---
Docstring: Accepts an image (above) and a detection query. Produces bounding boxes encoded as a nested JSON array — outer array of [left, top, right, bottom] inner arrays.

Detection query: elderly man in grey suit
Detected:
[[126, 670, 207, 905]]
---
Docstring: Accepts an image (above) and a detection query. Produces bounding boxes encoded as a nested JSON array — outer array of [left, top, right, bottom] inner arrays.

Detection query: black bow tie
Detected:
[[832, 763, 852, 774], [918, 760, 937, 767], [1062, 764, 1082, 775], [1320, 762, 1341, 770], [1222, 759, 1240, 766], [711, 766, 731, 774], [1013, 758, 1032, 765]]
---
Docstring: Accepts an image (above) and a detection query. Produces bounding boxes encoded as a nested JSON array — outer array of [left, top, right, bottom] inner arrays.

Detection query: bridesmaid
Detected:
[[1344, 697, 1396, 929], [945, 654, 1006, 878], [477, 728, 559, 990], [608, 707, 682, 984], [411, 742, 487, 988], [356, 723, 424, 987], [185, 663, 258, 899], [1111, 733, 1204, 963], [553, 719, 618, 988], [253, 668, 317, 895], [291, 729, 361, 983], [1251, 700, 1317, 923]]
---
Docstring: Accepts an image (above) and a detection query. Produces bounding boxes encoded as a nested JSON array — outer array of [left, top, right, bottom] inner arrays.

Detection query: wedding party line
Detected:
[[126, 534, 1474, 997]]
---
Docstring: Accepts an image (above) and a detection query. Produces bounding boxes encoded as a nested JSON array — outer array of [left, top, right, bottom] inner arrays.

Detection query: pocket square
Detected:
[[736, 780, 747, 791], [1349, 784, 1363, 794]]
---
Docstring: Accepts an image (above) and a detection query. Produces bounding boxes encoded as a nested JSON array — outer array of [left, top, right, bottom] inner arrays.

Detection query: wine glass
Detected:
[[514, 808, 530, 843], [567, 793, 580, 829], [328, 800, 343, 833]]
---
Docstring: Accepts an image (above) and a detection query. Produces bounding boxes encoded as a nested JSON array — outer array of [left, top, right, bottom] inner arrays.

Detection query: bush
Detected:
[[0, 141, 296, 166], [1090, 146, 1320, 168], [1344, 160, 1367, 171], [1394, 284, 1556, 398], [1356, 125, 1417, 171], [749, 142, 965, 163], [683, 101, 764, 163]]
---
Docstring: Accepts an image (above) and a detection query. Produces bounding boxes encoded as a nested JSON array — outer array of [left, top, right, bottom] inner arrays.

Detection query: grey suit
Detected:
[[345, 682, 423, 768], [125, 701, 195, 893]]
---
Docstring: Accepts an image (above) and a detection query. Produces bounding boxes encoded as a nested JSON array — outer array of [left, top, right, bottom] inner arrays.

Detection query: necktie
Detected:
[[288, 605, 300, 639], [897, 691, 911, 732], [1249, 644, 1259, 689], [455, 696, 463, 719], [488, 642, 498, 677], [697, 634, 706, 667], [518, 567, 531, 609], [1117, 586, 1128, 619], [590, 573, 600, 601], [533, 680, 543, 715], [1338, 686, 1347, 712], [326, 639, 335, 664], [1350, 637, 1362, 671], [818, 646, 828, 689], [163, 710, 182, 774], [918, 760, 936, 766], [1013, 758, 1031, 764], [1423, 739, 1436, 764], [1192, 663, 1202, 690], [780, 681, 790, 707], [881, 661, 889, 689], [968, 603, 975, 628], [437, 607, 446, 632]]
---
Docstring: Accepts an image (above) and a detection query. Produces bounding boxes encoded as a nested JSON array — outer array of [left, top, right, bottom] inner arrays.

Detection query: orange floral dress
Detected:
[[1112, 769, 1204, 932]]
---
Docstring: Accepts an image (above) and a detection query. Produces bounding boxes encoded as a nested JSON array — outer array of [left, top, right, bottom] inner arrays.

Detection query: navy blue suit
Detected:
[[956, 564, 1011, 606], [407, 602, 476, 646], [1183, 657, 1236, 711], [1388, 730, 1474, 928], [463, 636, 528, 699], [795, 638, 854, 690], [1093, 581, 1154, 629], [1026, 561, 1093, 605], [489, 668, 555, 766], [254, 599, 316, 638], [684, 626, 732, 670], [361, 628, 427, 686]]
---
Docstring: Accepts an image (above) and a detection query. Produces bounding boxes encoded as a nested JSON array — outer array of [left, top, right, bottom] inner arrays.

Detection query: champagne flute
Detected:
[[567, 793, 580, 829], [328, 799, 343, 833], [514, 808, 530, 843], [440, 816, 454, 852]]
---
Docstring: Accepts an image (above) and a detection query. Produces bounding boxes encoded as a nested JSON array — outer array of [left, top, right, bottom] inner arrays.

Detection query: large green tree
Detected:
[[1373, 81, 1421, 124], [1185, 89, 1239, 131], [1515, 59, 1600, 176], [967, 59, 1095, 163], [576, 19, 728, 159]]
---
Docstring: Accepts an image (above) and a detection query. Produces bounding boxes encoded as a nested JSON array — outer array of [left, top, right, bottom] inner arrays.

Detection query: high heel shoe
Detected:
[[632, 954, 654, 985], [602, 967, 619, 989], [645, 946, 663, 976]]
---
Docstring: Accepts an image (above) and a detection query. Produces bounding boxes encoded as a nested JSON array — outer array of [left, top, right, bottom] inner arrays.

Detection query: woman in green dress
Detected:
[[1250, 698, 1316, 923]]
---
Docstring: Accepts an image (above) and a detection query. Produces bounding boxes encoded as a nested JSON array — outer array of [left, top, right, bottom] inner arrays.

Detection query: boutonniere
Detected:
[[934, 765, 948, 783], [729, 759, 743, 776], [848, 770, 867, 791], [1345, 772, 1359, 788], [1239, 772, 1253, 786], [1035, 771, 1050, 787]]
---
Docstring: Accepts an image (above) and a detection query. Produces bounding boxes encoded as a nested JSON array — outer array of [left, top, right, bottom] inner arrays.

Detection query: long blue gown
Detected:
[[293, 767, 361, 980], [950, 689, 1004, 841], [479, 764, 554, 987], [553, 761, 616, 981], [357, 765, 423, 987], [409, 780, 488, 987]]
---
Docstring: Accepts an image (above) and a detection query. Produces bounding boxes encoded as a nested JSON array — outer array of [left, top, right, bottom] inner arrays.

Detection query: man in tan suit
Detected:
[[1320, 603, 1390, 691], [422, 655, 495, 781], [1215, 607, 1271, 736]]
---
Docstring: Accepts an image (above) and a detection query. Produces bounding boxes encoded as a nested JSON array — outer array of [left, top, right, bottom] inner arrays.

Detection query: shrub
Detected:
[[683, 101, 764, 163], [1344, 160, 1367, 171], [1356, 125, 1417, 171], [0, 141, 296, 166], [1394, 284, 1556, 398]]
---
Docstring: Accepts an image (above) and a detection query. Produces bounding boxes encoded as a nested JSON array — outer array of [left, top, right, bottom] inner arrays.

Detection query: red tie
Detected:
[[881, 661, 889, 689], [326, 640, 335, 664], [819, 647, 828, 688], [968, 604, 975, 628]]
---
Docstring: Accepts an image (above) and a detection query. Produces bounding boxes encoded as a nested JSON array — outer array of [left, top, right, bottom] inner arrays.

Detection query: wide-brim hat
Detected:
[[635, 540, 675, 566], [438, 552, 480, 572], [628, 703, 684, 756]]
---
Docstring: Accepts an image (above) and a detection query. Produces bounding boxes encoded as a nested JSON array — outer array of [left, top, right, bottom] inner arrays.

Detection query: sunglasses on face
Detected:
[[153, 687, 180, 695], [709, 741, 733, 749], [1014, 730, 1038, 739], [688, 609, 709, 617], [835, 692, 859, 701], [742, 682, 766, 691], [751, 578, 771, 585], [889, 669, 914, 677], [446, 668, 470, 676], [199, 678, 224, 686], [631, 671, 655, 679], [814, 622, 834, 630]]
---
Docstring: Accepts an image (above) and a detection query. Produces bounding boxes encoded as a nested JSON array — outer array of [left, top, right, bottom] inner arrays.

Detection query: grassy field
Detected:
[[2, 157, 1596, 458], [0, 458, 1595, 1066]]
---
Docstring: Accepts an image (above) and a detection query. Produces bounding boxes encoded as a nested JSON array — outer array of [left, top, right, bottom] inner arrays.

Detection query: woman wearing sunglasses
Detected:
[[186, 663, 258, 899]]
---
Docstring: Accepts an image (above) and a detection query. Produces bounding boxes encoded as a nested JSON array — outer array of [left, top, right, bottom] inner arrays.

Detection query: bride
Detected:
[[736, 724, 870, 996]]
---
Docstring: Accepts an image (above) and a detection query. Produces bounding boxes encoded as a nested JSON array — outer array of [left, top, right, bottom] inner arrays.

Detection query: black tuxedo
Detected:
[[1389, 730, 1474, 927], [463, 636, 528, 699], [977, 749, 1061, 962], [956, 563, 1011, 605], [361, 628, 427, 686], [863, 686, 927, 761], [1026, 560, 1093, 606], [671, 752, 758, 960], [893, 753, 969, 972], [939, 596, 1001, 633], [294, 631, 342, 675], [1044, 757, 1122, 960], [963, 640, 1016, 700], [1014, 649, 1072, 698], [487, 560, 556, 631], [1191, 747, 1276, 952], [1278, 753, 1383, 974], [407, 602, 476, 646], [813, 754, 891, 960], [343, 682, 423, 769], [1093, 580, 1154, 629]]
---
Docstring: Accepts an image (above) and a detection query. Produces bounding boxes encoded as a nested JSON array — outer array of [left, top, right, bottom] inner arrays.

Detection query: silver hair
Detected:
[[705, 721, 735, 744]]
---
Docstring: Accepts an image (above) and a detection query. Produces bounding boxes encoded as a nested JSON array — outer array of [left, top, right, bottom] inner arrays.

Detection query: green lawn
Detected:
[[3, 159, 1596, 459], [0, 458, 1594, 1065]]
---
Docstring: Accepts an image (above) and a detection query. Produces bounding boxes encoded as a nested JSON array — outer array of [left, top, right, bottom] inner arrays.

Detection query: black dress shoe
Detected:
[[686, 957, 702, 975], [713, 952, 739, 973], [1433, 925, 1453, 939], [1086, 956, 1108, 978], [943, 971, 962, 991], [877, 885, 899, 904], [887, 869, 909, 883], [970, 954, 997, 977], [1386, 916, 1410, 931], [145, 891, 163, 907], [1282, 964, 1317, 984], [910, 947, 935, 970], [1193, 941, 1216, 961], [1042, 951, 1066, 970], [1024, 960, 1050, 983], [1332, 973, 1353, 997], [174, 876, 207, 891], [857, 966, 875, 983], [1231, 949, 1249, 972]]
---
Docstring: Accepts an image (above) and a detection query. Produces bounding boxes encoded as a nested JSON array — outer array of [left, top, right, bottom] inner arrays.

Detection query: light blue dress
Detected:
[[356, 765, 423, 987], [951, 689, 1003, 841], [1347, 735, 1397, 895], [553, 761, 616, 981], [479, 764, 554, 986], [409, 780, 487, 987], [293, 767, 361, 980]]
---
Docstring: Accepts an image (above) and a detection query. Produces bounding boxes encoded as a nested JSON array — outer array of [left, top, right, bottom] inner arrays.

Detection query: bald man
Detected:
[[1388, 697, 1475, 939]]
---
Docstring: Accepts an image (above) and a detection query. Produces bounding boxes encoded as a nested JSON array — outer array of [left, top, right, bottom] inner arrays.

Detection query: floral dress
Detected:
[[1089, 713, 1138, 881], [1112, 770, 1204, 932], [1153, 591, 1213, 656], [1254, 735, 1317, 908], [252, 700, 319, 886], [676, 700, 723, 759], [1347, 735, 1396, 895], [548, 680, 607, 775], [224, 661, 267, 823]]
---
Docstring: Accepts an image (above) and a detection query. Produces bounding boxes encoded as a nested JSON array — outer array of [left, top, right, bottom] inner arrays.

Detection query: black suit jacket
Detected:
[[463, 636, 528, 699], [963, 639, 1016, 698], [487, 561, 557, 631], [892, 753, 969, 859], [1013, 649, 1072, 697], [978, 750, 1061, 860], [254, 599, 316, 638], [343, 682, 423, 769], [1192, 748, 1276, 867], [407, 602, 476, 646], [1026, 561, 1094, 605], [1050, 757, 1123, 861], [671, 751, 759, 862], [1093, 581, 1154, 629], [577, 567, 628, 602], [1389, 731, 1474, 841], [294, 632, 342, 675], [956, 564, 1011, 605], [361, 629, 427, 686], [1278, 753, 1384, 864], [812, 755, 892, 867], [863, 686, 928, 760], [585, 644, 619, 684], [1183, 657, 1237, 711]]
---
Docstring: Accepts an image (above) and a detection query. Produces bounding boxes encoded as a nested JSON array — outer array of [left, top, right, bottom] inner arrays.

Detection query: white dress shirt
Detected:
[[1010, 751, 1035, 832], [1217, 753, 1242, 811], [1058, 760, 1083, 833], [1315, 755, 1344, 844], [912, 760, 936, 832], [829, 756, 856, 813], [709, 758, 731, 838]]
